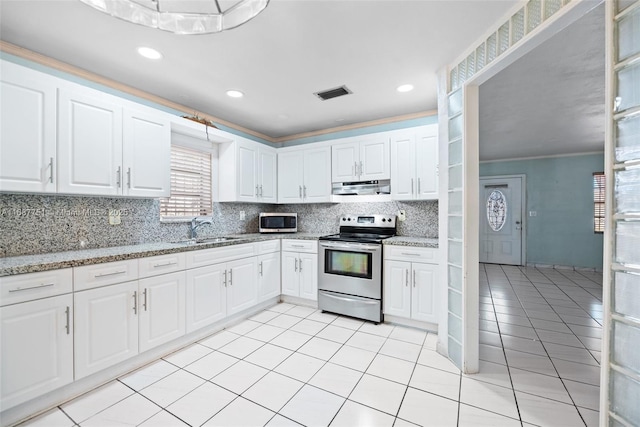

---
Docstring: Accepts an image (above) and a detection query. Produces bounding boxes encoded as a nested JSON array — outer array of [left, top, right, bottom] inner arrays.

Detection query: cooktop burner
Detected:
[[320, 214, 397, 243]]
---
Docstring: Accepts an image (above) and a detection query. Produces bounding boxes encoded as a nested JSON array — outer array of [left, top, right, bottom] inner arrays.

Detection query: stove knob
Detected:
[[347, 218, 351, 221], [342, 217, 346, 221], [388, 218, 392, 222], [382, 218, 386, 222]]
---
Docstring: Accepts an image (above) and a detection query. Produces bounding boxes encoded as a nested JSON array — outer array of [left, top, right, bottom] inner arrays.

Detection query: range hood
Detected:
[[331, 180, 391, 196]]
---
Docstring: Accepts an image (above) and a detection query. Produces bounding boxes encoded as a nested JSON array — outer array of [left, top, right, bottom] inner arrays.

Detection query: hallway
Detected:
[[478, 264, 603, 426]]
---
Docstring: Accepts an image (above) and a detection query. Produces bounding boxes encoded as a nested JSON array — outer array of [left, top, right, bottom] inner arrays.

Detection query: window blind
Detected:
[[160, 145, 212, 217], [593, 172, 605, 233]]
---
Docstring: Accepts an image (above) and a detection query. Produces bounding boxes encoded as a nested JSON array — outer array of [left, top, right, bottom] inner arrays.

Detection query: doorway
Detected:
[[479, 175, 525, 266]]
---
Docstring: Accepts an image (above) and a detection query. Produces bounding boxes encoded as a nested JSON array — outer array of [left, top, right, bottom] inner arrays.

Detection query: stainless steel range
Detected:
[[318, 214, 396, 323]]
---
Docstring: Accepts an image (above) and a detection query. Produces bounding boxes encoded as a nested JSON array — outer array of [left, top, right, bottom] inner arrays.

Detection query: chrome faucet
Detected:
[[190, 217, 213, 239]]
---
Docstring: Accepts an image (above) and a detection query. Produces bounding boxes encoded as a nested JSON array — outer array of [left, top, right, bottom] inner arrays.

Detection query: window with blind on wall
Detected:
[[160, 145, 213, 218], [593, 172, 605, 233]]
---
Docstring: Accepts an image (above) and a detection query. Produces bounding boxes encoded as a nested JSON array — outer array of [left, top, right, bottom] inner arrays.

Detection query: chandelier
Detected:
[[79, 0, 269, 35]]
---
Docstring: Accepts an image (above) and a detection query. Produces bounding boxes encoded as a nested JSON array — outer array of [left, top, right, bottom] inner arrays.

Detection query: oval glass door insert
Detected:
[[487, 190, 507, 231]]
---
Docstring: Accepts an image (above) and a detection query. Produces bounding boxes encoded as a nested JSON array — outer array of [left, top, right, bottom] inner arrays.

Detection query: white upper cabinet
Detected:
[[390, 125, 438, 200], [278, 146, 331, 204], [219, 137, 277, 203], [58, 87, 123, 196], [331, 137, 389, 182], [122, 108, 171, 198], [0, 62, 57, 193]]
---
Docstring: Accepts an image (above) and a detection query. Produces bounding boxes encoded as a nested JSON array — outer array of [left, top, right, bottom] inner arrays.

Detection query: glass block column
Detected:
[[447, 89, 464, 368], [606, 0, 640, 424]]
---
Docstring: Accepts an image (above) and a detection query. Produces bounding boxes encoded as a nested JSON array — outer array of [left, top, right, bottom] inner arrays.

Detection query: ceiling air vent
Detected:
[[314, 85, 352, 101]]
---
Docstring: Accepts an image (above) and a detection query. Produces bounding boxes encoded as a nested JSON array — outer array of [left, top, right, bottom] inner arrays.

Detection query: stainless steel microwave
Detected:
[[259, 213, 297, 233]]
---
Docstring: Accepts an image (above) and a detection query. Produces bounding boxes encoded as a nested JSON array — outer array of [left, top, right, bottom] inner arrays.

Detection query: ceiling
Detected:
[[479, 3, 605, 161], [0, 0, 518, 141]]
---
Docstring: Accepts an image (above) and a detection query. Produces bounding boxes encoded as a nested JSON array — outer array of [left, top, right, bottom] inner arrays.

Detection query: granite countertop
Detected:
[[384, 236, 439, 248], [0, 233, 326, 277]]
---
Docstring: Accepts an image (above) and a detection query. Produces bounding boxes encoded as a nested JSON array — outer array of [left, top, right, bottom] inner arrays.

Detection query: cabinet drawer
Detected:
[[1, 269, 73, 306], [384, 245, 438, 263], [258, 240, 280, 254], [139, 253, 186, 278], [282, 239, 317, 254], [186, 243, 257, 269], [74, 260, 138, 292]]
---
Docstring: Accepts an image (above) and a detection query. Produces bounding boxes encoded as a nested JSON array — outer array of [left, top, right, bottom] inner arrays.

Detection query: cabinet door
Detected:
[[360, 137, 390, 180], [331, 142, 358, 182], [122, 108, 170, 197], [237, 142, 258, 202], [416, 128, 438, 200], [298, 253, 318, 301], [278, 151, 304, 203], [0, 62, 56, 193], [258, 252, 281, 302], [390, 133, 417, 200], [383, 260, 411, 318], [303, 147, 332, 203], [411, 263, 438, 323], [0, 294, 73, 410], [281, 252, 299, 297], [138, 271, 186, 353], [186, 264, 226, 333], [226, 257, 258, 316], [58, 87, 123, 196], [258, 148, 277, 203], [74, 281, 138, 379]]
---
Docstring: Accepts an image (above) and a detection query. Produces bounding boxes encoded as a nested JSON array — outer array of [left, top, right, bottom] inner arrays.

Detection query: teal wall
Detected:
[[480, 153, 604, 270]]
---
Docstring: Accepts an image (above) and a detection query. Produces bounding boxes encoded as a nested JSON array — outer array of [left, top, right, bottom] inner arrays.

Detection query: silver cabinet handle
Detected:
[[153, 261, 177, 268], [133, 291, 137, 315], [418, 177, 421, 194], [143, 288, 148, 311], [8, 283, 54, 293], [359, 161, 363, 177], [411, 178, 414, 195], [259, 261, 263, 276], [405, 270, 409, 287], [260, 185, 263, 197], [413, 270, 416, 287], [303, 185, 307, 198], [223, 270, 227, 287], [294, 258, 298, 272], [299, 258, 303, 272], [291, 244, 306, 248], [48, 157, 54, 183], [127, 167, 131, 189], [229, 269, 233, 286], [354, 162, 358, 177], [95, 270, 127, 278], [65, 306, 70, 335], [299, 185, 303, 198], [116, 166, 121, 188], [256, 185, 259, 197], [401, 252, 421, 257]]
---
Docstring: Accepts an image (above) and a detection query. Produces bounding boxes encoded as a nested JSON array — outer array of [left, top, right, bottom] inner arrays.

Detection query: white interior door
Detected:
[[479, 176, 524, 265]]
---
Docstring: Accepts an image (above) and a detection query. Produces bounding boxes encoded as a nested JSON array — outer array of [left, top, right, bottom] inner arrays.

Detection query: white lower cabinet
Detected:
[[281, 240, 318, 301], [0, 294, 73, 410], [257, 252, 281, 302], [384, 246, 439, 324], [138, 271, 186, 353], [74, 281, 138, 379], [186, 264, 226, 333], [226, 257, 258, 316]]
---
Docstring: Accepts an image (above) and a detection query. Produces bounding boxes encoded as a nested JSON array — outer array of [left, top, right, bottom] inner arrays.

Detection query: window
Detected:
[[593, 172, 605, 233], [160, 145, 213, 218]]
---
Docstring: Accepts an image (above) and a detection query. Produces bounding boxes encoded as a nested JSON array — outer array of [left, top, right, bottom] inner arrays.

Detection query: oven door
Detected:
[[318, 241, 382, 299]]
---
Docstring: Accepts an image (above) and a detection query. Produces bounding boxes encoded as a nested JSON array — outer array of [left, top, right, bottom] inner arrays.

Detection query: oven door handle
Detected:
[[319, 242, 380, 251]]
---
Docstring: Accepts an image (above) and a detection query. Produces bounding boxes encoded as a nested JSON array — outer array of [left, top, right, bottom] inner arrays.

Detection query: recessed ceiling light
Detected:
[[397, 84, 414, 93], [226, 90, 244, 98], [137, 46, 163, 60]]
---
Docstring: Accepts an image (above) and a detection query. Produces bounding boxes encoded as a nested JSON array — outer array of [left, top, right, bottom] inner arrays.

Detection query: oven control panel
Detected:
[[339, 214, 396, 228]]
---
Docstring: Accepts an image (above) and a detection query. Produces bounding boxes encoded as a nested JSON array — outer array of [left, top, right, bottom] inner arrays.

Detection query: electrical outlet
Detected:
[[108, 209, 121, 225], [529, 211, 537, 217], [239, 210, 246, 220], [397, 210, 406, 222]]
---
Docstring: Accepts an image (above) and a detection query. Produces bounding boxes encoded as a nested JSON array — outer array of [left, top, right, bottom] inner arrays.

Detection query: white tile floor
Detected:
[[19, 264, 603, 427]]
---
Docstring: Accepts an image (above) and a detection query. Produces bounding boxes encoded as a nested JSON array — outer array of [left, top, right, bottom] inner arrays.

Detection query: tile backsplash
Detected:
[[0, 194, 437, 257]]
